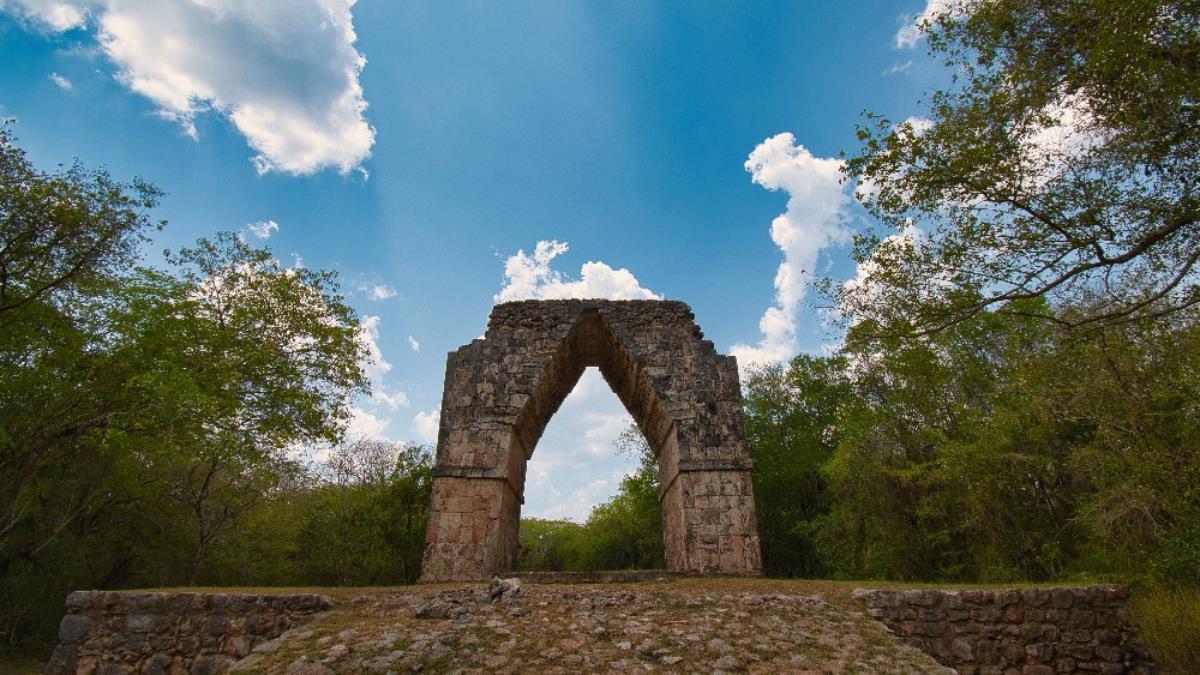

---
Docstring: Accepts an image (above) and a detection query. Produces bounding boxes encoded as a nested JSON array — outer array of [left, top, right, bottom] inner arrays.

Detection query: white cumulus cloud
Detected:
[[413, 408, 440, 443], [245, 219, 279, 239], [4, 0, 375, 175], [347, 406, 389, 440], [731, 133, 851, 372], [495, 240, 660, 303], [351, 314, 408, 440], [7, 0, 85, 31]]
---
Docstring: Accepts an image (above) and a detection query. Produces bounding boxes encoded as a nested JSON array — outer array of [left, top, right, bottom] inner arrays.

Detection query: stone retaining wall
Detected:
[[47, 591, 334, 674], [859, 586, 1154, 674]]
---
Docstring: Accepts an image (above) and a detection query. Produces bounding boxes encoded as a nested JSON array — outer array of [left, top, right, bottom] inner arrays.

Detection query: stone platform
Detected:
[[45, 581, 1155, 674]]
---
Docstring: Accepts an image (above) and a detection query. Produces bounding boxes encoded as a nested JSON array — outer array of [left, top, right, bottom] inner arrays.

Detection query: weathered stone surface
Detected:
[[46, 591, 334, 675], [420, 299, 763, 581], [487, 576, 522, 602], [861, 586, 1154, 674]]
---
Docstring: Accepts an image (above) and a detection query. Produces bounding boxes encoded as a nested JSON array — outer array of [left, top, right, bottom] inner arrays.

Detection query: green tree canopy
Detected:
[[0, 122, 162, 318], [0, 128, 371, 643], [839, 0, 1199, 335]]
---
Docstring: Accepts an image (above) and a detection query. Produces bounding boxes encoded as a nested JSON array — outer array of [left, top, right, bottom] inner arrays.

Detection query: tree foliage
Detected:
[[740, 303, 1200, 585], [0, 122, 162, 317], [291, 440, 432, 586], [840, 0, 1199, 335], [743, 355, 848, 577], [0, 128, 388, 647]]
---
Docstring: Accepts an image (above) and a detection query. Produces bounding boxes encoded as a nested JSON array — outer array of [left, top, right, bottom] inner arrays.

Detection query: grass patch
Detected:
[[423, 654, 452, 673], [1132, 586, 1200, 674]]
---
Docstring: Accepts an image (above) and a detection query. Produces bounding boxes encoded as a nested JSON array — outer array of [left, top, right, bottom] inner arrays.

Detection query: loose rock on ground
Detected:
[[231, 579, 949, 674]]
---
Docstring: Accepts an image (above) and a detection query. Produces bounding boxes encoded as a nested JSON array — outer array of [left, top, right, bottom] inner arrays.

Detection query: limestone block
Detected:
[[860, 586, 1154, 674]]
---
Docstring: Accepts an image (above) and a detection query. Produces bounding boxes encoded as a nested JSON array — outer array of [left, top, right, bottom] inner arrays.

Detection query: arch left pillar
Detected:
[[419, 309, 571, 581]]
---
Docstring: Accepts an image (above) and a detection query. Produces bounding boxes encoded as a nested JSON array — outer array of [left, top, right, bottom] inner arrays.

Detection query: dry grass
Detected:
[[1132, 586, 1200, 674]]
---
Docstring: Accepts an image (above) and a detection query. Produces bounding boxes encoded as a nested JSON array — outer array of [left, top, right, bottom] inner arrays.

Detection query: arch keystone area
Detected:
[[419, 299, 763, 581]]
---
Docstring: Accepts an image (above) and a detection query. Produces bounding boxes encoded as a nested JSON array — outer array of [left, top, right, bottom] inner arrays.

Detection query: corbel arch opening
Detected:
[[499, 310, 682, 571]]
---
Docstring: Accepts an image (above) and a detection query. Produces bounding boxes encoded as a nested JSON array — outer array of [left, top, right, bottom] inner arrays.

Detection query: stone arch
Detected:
[[419, 300, 762, 581]]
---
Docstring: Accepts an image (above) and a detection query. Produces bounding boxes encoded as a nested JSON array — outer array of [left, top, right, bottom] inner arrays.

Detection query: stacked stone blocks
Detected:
[[46, 591, 333, 674], [861, 586, 1154, 674], [420, 299, 763, 581]]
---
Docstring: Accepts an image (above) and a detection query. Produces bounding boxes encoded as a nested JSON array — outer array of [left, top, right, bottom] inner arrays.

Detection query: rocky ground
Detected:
[[229, 578, 951, 674]]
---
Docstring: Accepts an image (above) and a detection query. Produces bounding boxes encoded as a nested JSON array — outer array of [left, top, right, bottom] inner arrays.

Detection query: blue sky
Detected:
[[1, 0, 944, 520]]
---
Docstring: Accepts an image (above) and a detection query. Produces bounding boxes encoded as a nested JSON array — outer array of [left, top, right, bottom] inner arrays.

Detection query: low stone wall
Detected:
[[859, 586, 1154, 674], [47, 591, 334, 674]]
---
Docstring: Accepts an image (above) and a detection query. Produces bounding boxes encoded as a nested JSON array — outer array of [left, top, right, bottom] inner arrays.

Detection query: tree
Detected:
[[0, 122, 161, 318], [839, 0, 1199, 335], [517, 518, 583, 571], [743, 355, 850, 576], [293, 440, 433, 585], [0, 128, 371, 642]]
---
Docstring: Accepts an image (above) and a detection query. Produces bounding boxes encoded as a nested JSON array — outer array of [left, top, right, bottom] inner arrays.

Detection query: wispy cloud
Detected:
[[407, 335, 420, 352], [245, 219, 279, 240], [895, 0, 967, 49], [48, 72, 72, 90], [358, 282, 397, 301]]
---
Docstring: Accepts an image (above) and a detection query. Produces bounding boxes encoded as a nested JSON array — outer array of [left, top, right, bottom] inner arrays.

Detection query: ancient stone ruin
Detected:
[[419, 299, 763, 581], [860, 586, 1154, 673]]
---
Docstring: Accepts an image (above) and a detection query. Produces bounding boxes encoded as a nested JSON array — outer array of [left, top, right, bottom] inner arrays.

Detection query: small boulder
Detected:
[[489, 577, 522, 603], [415, 599, 471, 620]]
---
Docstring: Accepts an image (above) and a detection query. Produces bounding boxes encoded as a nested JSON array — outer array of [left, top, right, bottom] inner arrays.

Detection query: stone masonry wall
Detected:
[[859, 586, 1154, 674], [47, 591, 334, 674]]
